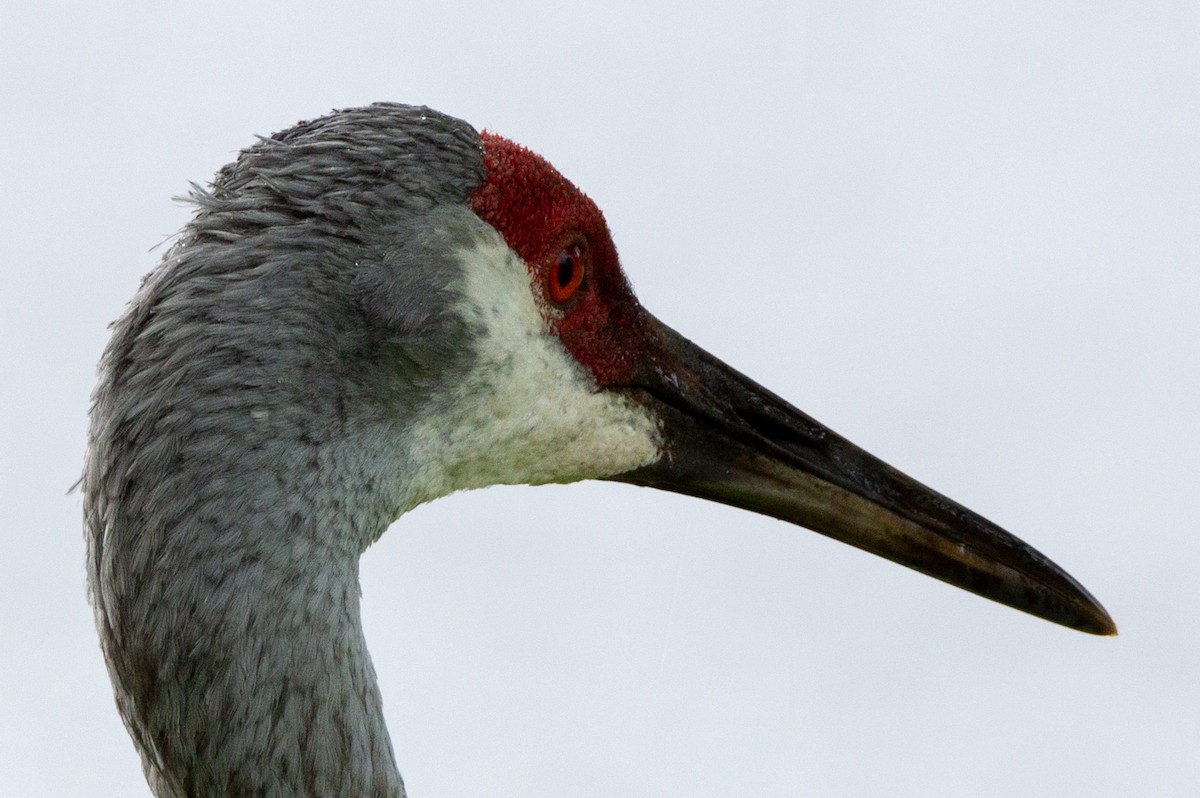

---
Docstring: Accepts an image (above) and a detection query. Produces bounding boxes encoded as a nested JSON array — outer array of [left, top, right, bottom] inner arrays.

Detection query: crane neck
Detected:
[[90, 427, 411, 797]]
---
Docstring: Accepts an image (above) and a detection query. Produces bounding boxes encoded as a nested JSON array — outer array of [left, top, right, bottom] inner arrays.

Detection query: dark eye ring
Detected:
[[549, 243, 586, 304]]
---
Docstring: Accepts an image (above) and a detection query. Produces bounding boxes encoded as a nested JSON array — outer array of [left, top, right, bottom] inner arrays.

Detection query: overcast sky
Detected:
[[3, 2, 1197, 796]]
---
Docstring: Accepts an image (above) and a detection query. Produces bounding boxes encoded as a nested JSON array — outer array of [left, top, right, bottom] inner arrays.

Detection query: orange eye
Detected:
[[549, 243, 586, 304]]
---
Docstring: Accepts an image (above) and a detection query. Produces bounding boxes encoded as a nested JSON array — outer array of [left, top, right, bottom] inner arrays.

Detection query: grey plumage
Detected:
[[84, 104, 490, 797]]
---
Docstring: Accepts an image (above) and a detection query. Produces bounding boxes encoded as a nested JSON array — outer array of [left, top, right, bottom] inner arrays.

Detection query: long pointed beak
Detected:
[[608, 315, 1116, 635]]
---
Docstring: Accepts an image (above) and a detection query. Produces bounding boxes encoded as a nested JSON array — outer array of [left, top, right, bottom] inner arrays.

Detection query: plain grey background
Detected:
[[3, 2, 1197, 796]]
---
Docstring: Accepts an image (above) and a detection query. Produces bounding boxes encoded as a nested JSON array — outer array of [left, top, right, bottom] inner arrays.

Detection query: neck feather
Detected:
[[87, 425, 410, 797]]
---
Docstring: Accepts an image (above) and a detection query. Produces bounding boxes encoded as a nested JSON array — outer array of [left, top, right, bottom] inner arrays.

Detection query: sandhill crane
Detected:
[[83, 103, 1113, 797]]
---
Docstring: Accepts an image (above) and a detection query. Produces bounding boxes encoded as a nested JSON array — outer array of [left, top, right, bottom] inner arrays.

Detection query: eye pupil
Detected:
[[557, 253, 575, 287], [548, 243, 585, 304]]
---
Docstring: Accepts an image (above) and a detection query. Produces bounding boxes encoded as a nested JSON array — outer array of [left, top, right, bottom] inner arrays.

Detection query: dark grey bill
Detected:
[[609, 315, 1116, 636]]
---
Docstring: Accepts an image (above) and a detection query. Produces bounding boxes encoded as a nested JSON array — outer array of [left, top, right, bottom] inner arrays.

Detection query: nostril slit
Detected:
[[738, 404, 824, 450]]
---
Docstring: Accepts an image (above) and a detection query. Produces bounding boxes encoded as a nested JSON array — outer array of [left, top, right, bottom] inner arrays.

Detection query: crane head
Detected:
[[99, 103, 1115, 636]]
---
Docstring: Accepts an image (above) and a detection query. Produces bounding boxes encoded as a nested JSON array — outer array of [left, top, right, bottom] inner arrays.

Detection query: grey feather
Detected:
[[83, 103, 489, 797]]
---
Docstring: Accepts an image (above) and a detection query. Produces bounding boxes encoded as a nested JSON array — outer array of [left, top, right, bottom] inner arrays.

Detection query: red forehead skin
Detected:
[[468, 131, 652, 387]]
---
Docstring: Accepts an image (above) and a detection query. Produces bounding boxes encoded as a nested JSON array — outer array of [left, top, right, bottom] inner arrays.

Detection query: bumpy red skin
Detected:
[[468, 132, 653, 388]]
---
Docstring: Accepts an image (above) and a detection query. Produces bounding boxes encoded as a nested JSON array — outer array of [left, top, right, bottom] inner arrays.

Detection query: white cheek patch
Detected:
[[400, 228, 662, 506]]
